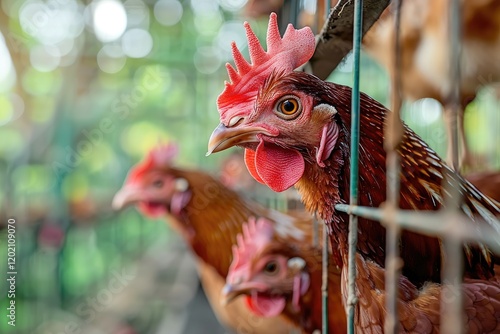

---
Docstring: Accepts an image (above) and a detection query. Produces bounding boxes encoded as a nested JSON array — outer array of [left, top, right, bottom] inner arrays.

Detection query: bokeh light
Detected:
[[154, 0, 183, 26], [193, 46, 222, 74], [92, 0, 128, 42], [124, 0, 150, 27], [121, 29, 153, 58], [215, 20, 247, 60], [218, 0, 248, 12], [0, 128, 24, 159], [303, 0, 317, 13], [22, 68, 62, 96], [408, 98, 443, 126], [0, 93, 25, 126], [121, 122, 170, 157], [194, 10, 224, 37], [19, 0, 84, 45], [190, 0, 220, 16], [62, 171, 89, 201], [97, 44, 127, 74], [30, 45, 61, 72], [12, 164, 54, 194], [0, 33, 15, 92], [0, 96, 14, 125]]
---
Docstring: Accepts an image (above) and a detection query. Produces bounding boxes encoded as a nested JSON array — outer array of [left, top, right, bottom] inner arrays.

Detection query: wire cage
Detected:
[[300, 1, 500, 333]]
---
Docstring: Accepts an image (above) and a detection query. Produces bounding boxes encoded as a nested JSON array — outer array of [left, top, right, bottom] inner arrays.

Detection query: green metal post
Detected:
[[347, 1, 363, 333], [322, 218, 329, 334]]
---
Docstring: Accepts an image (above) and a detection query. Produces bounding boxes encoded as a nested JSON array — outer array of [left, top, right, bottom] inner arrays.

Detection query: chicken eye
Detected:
[[153, 180, 164, 188], [275, 96, 301, 120], [263, 261, 279, 275], [280, 100, 298, 114]]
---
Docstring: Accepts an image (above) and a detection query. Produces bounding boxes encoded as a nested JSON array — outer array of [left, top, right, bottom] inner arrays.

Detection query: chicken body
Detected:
[[351, 254, 500, 333], [207, 14, 500, 331], [466, 171, 500, 203], [113, 146, 312, 334], [363, 0, 500, 169]]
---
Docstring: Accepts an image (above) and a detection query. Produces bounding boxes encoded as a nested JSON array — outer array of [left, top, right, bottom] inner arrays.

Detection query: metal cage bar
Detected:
[[322, 218, 329, 334], [346, 1, 363, 333], [335, 204, 500, 253], [383, 1, 404, 332], [441, 0, 465, 333], [321, 2, 333, 333]]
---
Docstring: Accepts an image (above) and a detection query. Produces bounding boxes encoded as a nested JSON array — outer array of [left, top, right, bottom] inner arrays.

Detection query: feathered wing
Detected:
[[174, 169, 312, 277], [326, 83, 500, 281], [352, 254, 500, 333]]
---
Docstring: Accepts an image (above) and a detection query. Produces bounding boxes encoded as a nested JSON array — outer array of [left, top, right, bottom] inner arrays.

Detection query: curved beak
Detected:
[[221, 283, 254, 306], [220, 281, 269, 306], [221, 284, 242, 306], [206, 123, 272, 156], [112, 185, 143, 210]]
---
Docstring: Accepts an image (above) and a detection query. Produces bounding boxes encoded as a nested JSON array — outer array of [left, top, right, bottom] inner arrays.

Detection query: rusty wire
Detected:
[[382, 0, 404, 333], [440, 0, 465, 332], [321, 2, 334, 333], [322, 217, 330, 334]]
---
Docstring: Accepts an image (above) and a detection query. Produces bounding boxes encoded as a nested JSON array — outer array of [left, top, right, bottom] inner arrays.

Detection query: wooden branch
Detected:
[[307, 0, 391, 80]]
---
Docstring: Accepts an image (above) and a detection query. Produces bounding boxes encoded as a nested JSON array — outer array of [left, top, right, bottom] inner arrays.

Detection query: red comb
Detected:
[[229, 217, 275, 277], [217, 13, 315, 124], [150, 143, 178, 166], [129, 143, 178, 180]]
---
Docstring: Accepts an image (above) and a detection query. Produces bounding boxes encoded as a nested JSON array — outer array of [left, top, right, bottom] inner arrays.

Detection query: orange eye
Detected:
[[279, 99, 299, 115], [275, 96, 302, 120]]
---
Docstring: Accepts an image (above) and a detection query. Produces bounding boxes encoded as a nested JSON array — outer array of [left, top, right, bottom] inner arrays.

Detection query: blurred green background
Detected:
[[0, 0, 499, 333]]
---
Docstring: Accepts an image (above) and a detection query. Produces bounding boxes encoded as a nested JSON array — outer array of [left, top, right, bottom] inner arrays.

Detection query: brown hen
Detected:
[[223, 217, 346, 334], [112, 144, 315, 334]]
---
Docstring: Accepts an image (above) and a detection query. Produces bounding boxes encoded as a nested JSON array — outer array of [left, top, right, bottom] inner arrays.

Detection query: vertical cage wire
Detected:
[[290, 0, 300, 27], [383, 0, 404, 333], [326, 0, 332, 21], [441, 234, 465, 334], [441, 0, 464, 332], [447, 0, 462, 172], [313, 212, 319, 247], [322, 217, 329, 334], [321, 2, 332, 332], [347, 1, 363, 333]]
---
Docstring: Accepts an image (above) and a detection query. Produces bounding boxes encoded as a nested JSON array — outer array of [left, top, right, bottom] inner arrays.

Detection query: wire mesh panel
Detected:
[[331, 0, 500, 333]]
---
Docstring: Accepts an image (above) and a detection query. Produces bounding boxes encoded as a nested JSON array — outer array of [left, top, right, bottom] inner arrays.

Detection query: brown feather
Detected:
[[167, 168, 313, 277], [350, 254, 500, 333]]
